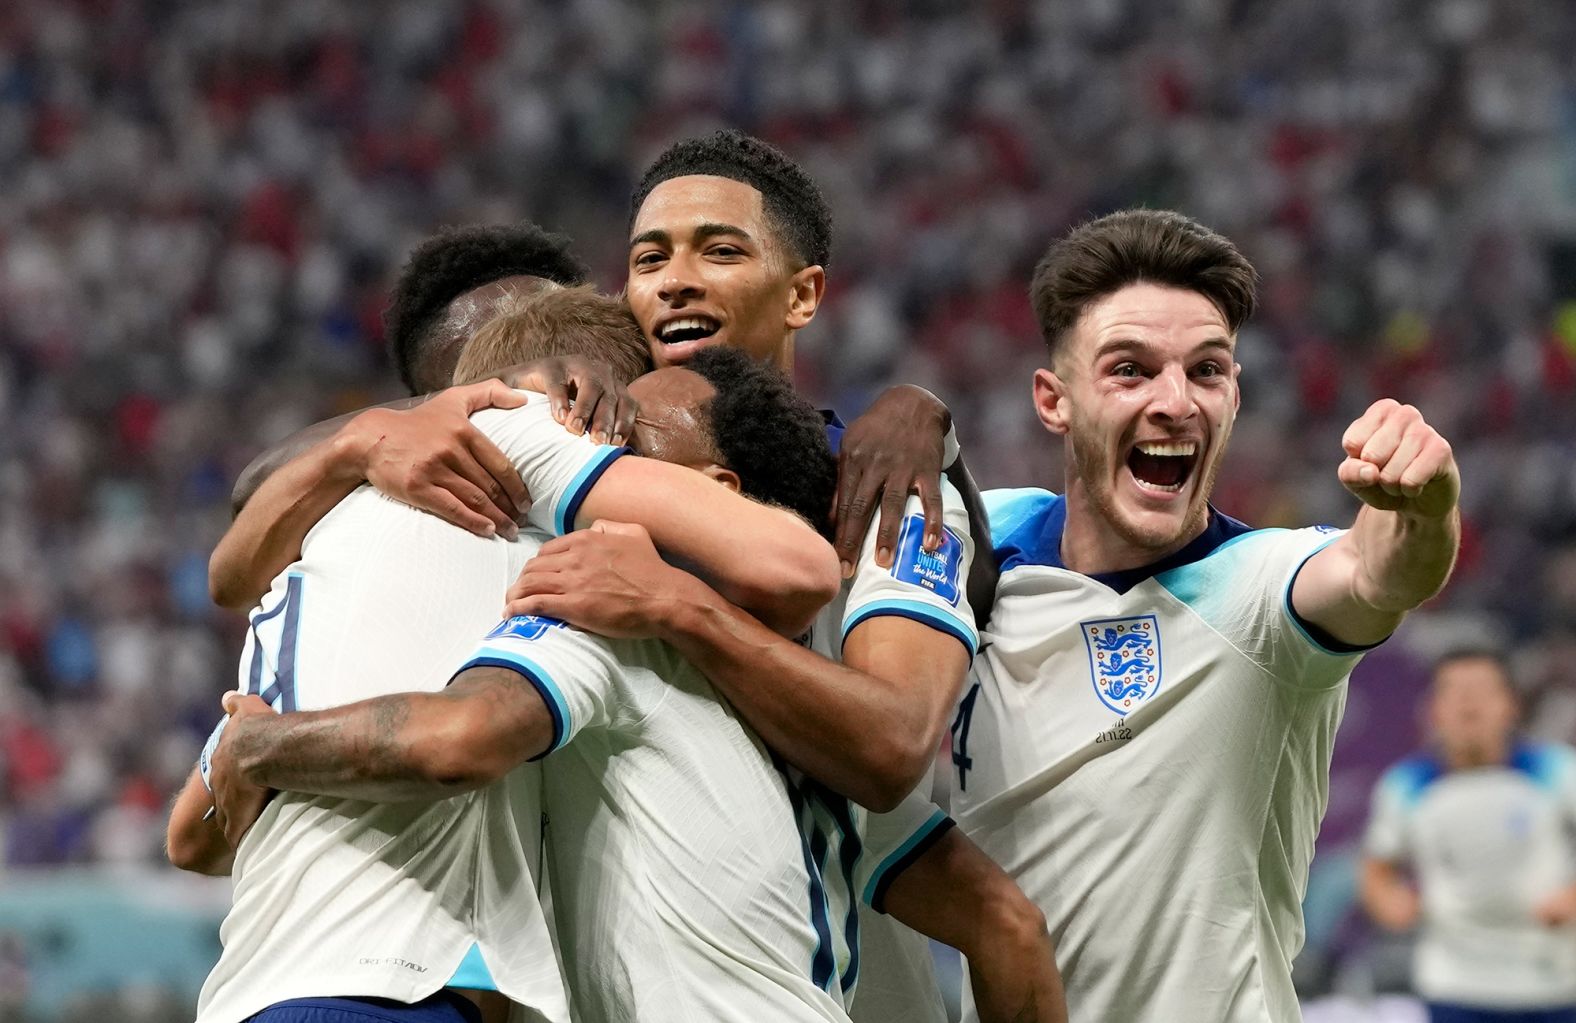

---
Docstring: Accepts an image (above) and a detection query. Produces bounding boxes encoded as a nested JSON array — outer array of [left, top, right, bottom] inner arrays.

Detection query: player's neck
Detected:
[[773, 334, 796, 380], [1058, 482, 1210, 576], [1441, 737, 1510, 772]]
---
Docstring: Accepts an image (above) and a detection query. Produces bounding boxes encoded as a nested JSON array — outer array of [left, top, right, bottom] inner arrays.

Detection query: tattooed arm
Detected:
[[209, 666, 550, 835]]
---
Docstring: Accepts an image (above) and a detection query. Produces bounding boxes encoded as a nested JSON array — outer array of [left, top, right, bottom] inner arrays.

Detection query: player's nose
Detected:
[[658, 264, 705, 305], [1147, 364, 1194, 420]]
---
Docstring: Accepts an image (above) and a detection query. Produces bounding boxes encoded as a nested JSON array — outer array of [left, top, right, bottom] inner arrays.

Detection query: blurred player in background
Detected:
[[170, 287, 846, 1023], [950, 209, 1462, 1022], [1361, 649, 1576, 1023]]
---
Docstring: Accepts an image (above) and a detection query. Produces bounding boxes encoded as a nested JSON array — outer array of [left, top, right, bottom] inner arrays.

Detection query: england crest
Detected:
[[1081, 614, 1162, 714]]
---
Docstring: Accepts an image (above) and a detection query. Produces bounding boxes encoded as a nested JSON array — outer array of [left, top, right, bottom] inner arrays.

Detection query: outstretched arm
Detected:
[[1291, 399, 1460, 647], [880, 828, 1066, 1023], [1358, 856, 1420, 932]]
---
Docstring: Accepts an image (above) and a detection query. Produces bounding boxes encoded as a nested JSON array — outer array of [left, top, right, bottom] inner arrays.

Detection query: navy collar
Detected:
[[1013, 499, 1255, 595]]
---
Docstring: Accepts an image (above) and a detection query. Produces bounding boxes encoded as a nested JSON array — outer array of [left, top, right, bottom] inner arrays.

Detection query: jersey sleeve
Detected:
[[1155, 525, 1375, 691], [840, 479, 978, 660], [451, 614, 624, 758], [469, 394, 628, 536], [857, 789, 957, 914], [1363, 765, 1415, 863]]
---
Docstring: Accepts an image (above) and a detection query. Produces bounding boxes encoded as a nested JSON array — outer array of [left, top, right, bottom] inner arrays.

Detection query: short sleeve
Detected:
[[469, 395, 628, 536], [857, 789, 957, 914], [841, 480, 978, 660], [452, 614, 622, 758], [1155, 526, 1374, 691], [1363, 766, 1415, 863]]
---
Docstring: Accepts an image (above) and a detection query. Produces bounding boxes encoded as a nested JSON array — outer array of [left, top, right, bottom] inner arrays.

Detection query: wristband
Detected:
[[199, 715, 229, 793], [941, 422, 961, 471]]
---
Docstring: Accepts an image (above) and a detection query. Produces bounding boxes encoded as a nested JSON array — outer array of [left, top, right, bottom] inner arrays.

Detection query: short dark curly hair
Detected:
[[686, 347, 837, 537], [630, 129, 833, 270], [384, 223, 589, 394]]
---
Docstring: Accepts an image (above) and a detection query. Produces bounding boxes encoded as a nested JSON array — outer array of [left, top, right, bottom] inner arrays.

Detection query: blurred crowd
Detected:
[[0, 0, 1573, 955]]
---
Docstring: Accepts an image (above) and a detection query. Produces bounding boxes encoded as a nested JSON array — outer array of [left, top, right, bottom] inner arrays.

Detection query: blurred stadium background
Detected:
[[1, 0, 1574, 1020]]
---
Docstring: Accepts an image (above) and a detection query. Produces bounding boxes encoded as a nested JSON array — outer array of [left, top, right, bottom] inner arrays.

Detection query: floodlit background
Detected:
[[2, 1, 1574, 1020]]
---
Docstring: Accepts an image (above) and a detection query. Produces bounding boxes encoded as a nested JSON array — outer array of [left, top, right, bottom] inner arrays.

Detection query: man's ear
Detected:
[[700, 464, 742, 492], [1233, 359, 1243, 413], [1033, 367, 1071, 436], [785, 265, 825, 331]]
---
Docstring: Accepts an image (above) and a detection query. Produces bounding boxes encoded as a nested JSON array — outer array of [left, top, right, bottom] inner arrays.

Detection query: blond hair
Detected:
[[452, 284, 652, 387]]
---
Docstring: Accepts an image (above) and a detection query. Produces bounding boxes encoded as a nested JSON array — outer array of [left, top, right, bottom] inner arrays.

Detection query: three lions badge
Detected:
[[1081, 615, 1162, 714]]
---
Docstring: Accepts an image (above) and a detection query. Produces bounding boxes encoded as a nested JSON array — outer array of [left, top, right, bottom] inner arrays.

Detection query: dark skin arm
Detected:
[[504, 524, 968, 812], [209, 668, 554, 846], [882, 828, 1066, 1023], [836, 385, 995, 628], [213, 357, 640, 610]]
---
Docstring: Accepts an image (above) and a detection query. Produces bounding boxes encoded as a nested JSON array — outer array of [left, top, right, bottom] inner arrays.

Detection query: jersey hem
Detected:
[[552, 444, 629, 535], [454, 652, 568, 758], [842, 600, 978, 660], [864, 811, 955, 913]]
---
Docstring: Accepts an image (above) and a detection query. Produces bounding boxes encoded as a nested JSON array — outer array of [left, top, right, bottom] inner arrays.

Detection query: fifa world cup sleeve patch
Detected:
[[891, 514, 965, 607], [485, 614, 569, 643]]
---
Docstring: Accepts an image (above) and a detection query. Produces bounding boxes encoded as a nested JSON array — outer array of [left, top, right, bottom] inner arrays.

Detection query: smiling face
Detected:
[[1034, 282, 1241, 572], [626, 175, 823, 374]]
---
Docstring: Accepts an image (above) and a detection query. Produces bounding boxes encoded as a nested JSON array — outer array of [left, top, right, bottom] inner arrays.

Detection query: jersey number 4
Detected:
[[949, 681, 980, 792]]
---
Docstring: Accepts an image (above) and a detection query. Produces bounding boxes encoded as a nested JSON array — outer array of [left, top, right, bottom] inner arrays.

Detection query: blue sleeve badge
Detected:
[[485, 614, 568, 642], [891, 514, 964, 606]]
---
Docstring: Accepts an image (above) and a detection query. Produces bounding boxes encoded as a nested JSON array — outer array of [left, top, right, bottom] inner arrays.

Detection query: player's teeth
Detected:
[[662, 317, 716, 338], [1135, 442, 1196, 457]]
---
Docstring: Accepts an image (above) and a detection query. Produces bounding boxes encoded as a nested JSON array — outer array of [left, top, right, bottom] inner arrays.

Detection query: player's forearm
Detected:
[[882, 830, 1066, 1023], [578, 458, 840, 636], [658, 580, 937, 811], [946, 452, 998, 630], [1358, 857, 1419, 932], [210, 428, 374, 609], [228, 691, 526, 802], [166, 767, 233, 875], [1349, 503, 1459, 614]]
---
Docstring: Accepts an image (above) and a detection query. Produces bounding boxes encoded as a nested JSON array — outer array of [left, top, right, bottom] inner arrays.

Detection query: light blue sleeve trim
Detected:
[[862, 808, 951, 908], [458, 646, 574, 757], [1281, 533, 1385, 656], [982, 487, 1055, 536], [552, 444, 629, 535], [842, 598, 979, 659], [447, 943, 499, 991]]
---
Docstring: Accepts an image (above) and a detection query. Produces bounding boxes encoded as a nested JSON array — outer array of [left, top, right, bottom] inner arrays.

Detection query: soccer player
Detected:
[[168, 287, 844, 1023], [212, 222, 640, 610], [945, 208, 1463, 1022], [207, 344, 1063, 1023], [1361, 650, 1576, 1022]]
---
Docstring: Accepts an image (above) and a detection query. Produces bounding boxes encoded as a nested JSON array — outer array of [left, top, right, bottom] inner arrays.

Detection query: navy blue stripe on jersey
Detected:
[[553, 445, 629, 535], [248, 991, 482, 1023], [259, 575, 305, 711], [245, 585, 293, 696], [454, 654, 569, 759], [865, 811, 956, 914], [988, 488, 1256, 593], [842, 599, 978, 660], [773, 755, 837, 992], [812, 781, 865, 995]]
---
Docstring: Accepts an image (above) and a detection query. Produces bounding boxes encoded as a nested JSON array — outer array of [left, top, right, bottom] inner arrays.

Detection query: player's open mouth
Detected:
[[1126, 440, 1198, 494], [658, 316, 721, 345]]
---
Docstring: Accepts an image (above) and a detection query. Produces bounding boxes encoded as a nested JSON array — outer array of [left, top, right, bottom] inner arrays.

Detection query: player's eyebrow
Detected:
[[629, 222, 755, 251], [1093, 335, 1234, 360]]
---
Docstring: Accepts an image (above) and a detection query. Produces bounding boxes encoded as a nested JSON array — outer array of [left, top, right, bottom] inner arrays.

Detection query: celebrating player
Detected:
[[1361, 649, 1576, 1022], [946, 208, 1462, 1021], [169, 286, 844, 1023]]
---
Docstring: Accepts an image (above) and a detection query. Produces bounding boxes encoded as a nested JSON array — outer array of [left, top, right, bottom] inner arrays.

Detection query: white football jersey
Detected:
[[810, 485, 977, 1023], [461, 614, 952, 1023], [196, 394, 623, 1023], [953, 488, 1371, 1023], [1365, 742, 1576, 1008]]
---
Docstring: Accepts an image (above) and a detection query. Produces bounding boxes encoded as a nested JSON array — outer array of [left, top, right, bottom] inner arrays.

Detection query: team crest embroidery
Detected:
[[1081, 615, 1162, 714]]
